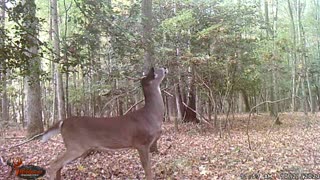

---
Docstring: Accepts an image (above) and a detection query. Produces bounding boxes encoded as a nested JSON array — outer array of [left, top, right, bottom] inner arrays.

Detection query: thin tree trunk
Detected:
[[314, 0, 320, 111], [20, 81, 25, 127], [184, 66, 199, 123], [296, 0, 308, 115], [306, 72, 314, 113], [265, 0, 279, 118], [49, 1, 56, 126], [214, 96, 218, 130], [174, 83, 182, 129], [51, 0, 66, 121], [316, 83, 320, 111], [298, 0, 313, 114], [174, 49, 183, 130], [241, 89, 250, 112], [273, 0, 279, 118], [165, 79, 171, 122], [142, 0, 153, 73], [64, 0, 72, 118], [288, 0, 297, 112], [0, 0, 9, 127]]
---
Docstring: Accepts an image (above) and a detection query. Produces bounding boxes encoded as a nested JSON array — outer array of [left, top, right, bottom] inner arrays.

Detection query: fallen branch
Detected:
[[4, 137, 25, 139], [182, 102, 213, 128], [6, 133, 44, 150], [246, 97, 291, 150]]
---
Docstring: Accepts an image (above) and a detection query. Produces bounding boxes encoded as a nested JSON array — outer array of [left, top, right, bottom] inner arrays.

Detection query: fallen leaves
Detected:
[[1, 113, 320, 179]]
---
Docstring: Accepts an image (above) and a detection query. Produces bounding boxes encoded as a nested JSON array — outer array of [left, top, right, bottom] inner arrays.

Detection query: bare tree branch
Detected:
[[100, 87, 139, 116], [124, 88, 174, 115], [124, 99, 144, 115], [246, 97, 295, 150], [163, 90, 174, 97], [182, 102, 213, 128]]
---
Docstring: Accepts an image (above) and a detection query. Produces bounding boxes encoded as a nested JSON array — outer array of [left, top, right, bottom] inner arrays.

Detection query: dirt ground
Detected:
[[1, 113, 320, 179]]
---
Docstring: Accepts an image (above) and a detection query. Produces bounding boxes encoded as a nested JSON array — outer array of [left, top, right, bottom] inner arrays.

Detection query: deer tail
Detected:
[[41, 121, 63, 142]]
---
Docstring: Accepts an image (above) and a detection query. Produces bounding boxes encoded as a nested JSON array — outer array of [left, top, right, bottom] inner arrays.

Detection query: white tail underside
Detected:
[[41, 121, 63, 142]]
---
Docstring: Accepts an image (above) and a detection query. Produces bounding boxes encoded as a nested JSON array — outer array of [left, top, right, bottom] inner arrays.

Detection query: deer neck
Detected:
[[143, 85, 164, 115]]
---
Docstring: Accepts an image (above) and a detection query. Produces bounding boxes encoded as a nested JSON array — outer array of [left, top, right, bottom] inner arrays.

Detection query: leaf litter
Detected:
[[0, 113, 320, 179]]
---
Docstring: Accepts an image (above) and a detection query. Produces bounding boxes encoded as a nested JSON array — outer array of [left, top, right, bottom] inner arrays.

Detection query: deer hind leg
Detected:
[[137, 146, 152, 180], [150, 131, 162, 153], [48, 149, 84, 180]]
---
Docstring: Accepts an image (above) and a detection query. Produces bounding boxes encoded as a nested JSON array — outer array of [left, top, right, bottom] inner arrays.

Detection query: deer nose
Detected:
[[164, 67, 168, 74]]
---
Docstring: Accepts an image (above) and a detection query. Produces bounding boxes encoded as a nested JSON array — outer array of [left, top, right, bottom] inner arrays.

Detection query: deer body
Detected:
[[43, 68, 167, 180], [61, 109, 162, 149]]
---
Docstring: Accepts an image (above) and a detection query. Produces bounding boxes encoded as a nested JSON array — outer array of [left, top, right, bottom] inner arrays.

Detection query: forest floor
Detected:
[[1, 113, 320, 180]]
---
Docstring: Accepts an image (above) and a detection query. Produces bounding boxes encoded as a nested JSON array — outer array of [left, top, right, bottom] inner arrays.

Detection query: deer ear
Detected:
[[150, 67, 155, 74], [146, 67, 155, 79]]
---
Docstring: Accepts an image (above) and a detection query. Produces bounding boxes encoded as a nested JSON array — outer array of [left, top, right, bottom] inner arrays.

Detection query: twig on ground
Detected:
[[6, 133, 44, 150], [4, 137, 25, 139]]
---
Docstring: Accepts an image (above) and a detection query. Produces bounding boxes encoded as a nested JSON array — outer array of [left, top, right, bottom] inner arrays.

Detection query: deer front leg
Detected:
[[48, 150, 83, 180], [137, 146, 152, 180]]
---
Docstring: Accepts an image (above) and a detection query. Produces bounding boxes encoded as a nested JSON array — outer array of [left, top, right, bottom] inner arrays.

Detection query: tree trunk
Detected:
[[288, 0, 297, 112], [174, 82, 182, 128], [20, 81, 25, 127], [297, 1, 312, 114], [22, 0, 44, 137], [49, 2, 56, 127], [0, 0, 9, 127], [51, 0, 66, 121], [142, 0, 153, 73], [184, 66, 199, 123], [241, 89, 250, 112], [0, 70, 9, 127], [314, 0, 320, 112], [265, 0, 279, 118], [316, 84, 320, 111], [213, 96, 218, 130], [297, 0, 312, 116], [63, 0, 72, 118]]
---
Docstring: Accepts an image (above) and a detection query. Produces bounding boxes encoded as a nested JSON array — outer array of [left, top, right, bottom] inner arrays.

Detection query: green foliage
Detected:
[[155, 1, 262, 96], [1, 0, 320, 117], [161, 10, 196, 34], [1, 0, 47, 77]]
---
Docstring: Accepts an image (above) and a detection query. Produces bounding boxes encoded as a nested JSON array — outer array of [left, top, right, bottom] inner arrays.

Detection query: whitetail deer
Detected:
[[41, 67, 168, 180]]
